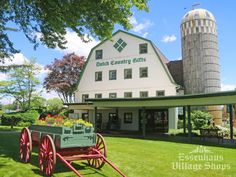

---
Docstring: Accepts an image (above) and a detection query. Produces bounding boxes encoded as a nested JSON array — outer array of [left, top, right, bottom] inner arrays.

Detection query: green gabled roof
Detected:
[[77, 30, 176, 90]]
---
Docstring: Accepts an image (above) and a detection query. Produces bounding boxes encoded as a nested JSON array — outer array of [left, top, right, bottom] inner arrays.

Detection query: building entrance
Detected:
[[139, 109, 168, 133]]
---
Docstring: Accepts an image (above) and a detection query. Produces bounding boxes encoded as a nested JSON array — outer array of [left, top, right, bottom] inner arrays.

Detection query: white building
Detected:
[[69, 30, 180, 133]]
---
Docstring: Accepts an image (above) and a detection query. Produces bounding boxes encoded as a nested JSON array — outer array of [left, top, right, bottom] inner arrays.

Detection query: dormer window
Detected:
[[139, 43, 148, 54], [95, 50, 103, 60]]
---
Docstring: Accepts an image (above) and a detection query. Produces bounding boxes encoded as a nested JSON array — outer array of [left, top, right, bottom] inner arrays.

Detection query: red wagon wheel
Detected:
[[88, 133, 107, 169], [39, 135, 56, 176], [19, 127, 32, 163]]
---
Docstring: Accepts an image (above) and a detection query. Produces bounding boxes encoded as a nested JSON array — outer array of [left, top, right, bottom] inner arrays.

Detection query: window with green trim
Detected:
[[95, 50, 103, 59], [140, 91, 148, 98], [124, 92, 132, 98], [139, 43, 148, 54], [124, 68, 132, 79], [82, 94, 89, 102], [124, 113, 132, 124], [109, 93, 117, 98], [95, 71, 102, 81], [109, 70, 117, 80], [113, 38, 127, 52], [95, 93, 102, 98], [156, 90, 165, 97], [139, 67, 148, 78]]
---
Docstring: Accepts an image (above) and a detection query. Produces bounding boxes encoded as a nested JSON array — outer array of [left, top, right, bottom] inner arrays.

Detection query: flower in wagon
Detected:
[[63, 119, 74, 127], [35, 119, 47, 125], [53, 115, 65, 126], [74, 119, 86, 125], [34, 115, 93, 128], [74, 119, 93, 127], [84, 122, 93, 127]]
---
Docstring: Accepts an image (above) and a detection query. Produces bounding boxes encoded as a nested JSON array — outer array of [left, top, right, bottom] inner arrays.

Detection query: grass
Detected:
[[0, 127, 236, 177], [0, 125, 22, 132]]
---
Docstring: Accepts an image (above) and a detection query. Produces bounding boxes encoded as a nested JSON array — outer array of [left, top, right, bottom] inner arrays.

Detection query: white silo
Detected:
[[181, 8, 222, 124]]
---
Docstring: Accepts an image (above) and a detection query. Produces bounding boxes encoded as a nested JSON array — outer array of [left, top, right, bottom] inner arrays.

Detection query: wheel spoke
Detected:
[[92, 159, 95, 166], [98, 146, 104, 151], [96, 141, 103, 149], [96, 159, 101, 168]]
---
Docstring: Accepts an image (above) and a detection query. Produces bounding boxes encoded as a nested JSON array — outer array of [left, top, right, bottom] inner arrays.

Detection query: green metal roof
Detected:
[[86, 90, 236, 108]]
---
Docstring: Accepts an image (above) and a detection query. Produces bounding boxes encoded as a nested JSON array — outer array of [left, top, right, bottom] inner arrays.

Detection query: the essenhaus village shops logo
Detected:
[[172, 145, 231, 171], [96, 57, 146, 67]]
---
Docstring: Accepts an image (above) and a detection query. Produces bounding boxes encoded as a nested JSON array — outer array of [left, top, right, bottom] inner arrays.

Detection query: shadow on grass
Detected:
[[0, 131, 20, 162], [29, 153, 106, 177], [102, 132, 236, 149], [0, 130, 108, 177]]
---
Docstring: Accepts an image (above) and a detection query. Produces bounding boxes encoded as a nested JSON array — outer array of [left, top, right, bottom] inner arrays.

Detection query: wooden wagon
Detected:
[[19, 124, 126, 177]]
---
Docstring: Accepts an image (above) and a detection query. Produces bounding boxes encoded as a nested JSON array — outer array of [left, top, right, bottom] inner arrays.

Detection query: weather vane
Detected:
[[184, 3, 200, 10], [192, 3, 200, 9]]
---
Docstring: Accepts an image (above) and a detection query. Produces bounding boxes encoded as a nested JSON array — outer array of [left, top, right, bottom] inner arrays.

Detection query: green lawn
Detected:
[[0, 128, 235, 177]]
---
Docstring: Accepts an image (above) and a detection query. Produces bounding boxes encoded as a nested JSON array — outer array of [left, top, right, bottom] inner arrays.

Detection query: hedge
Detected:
[[1, 110, 39, 127]]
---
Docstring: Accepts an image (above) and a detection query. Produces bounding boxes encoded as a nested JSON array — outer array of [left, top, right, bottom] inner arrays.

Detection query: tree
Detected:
[[0, 65, 26, 72], [191, 110, 212, 130], [2, 103, 17, 111], [0, 59, 41, 110], [0, 1, 148, 62], [46, 98, 63, 114], [44, 53, 85, 103], [30, 95, 47, 110]]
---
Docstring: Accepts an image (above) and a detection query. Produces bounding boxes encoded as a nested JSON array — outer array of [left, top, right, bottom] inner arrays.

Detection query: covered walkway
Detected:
[[67, 90, 236, 140]]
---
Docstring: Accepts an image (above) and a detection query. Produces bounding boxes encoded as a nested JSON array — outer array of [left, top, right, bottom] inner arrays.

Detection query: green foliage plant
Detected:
[[191, 110, 212, 130]]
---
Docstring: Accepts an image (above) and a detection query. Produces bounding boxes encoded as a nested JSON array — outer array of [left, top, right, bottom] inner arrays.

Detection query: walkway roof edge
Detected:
[[87, 90, 236, 102], [84, 90, 236, 108]]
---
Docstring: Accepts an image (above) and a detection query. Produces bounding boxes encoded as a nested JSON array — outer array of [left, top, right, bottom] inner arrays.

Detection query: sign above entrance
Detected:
[[96, 57, 146, 67]]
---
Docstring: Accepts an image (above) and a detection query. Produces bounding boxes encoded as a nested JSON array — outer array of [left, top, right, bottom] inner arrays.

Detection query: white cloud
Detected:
[[142, 32, 149, 38], [162, 35, 177, 43], [0, 53, 29, 81], [221, 84, 236, 91], [56, 30, 99, 57], [132, 19, 153, 33], [129, 16, 153, 38], [40, 88, 59, 99], [129, 16, 138, 26], [0, 53, 49, 81], [2, 53, 29, 66]]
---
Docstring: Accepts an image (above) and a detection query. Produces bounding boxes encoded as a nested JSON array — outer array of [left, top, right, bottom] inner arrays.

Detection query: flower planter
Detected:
[[29, 124, 96, 149]]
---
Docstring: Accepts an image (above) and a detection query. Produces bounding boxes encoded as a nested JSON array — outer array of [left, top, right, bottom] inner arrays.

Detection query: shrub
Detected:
[[58, 109, 73, 117], [191, 110, 212, 130], [177, 119, 183, 129], [1, 110, 39, 126], [17, 122, 32, 127]]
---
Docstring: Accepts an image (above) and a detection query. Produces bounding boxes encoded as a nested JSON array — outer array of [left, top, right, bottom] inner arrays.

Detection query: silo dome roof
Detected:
[[182, 8, 215, 23]]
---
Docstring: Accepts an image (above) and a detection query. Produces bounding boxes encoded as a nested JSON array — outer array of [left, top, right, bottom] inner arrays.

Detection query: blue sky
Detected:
[[1, 0, 236, 104]]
